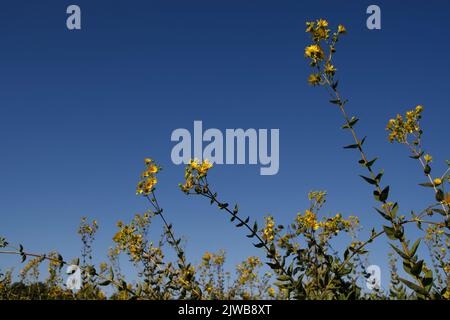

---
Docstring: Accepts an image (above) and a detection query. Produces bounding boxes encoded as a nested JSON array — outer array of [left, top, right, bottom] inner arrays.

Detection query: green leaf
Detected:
[[331, 80, 339, 90], [218, 202, 229, 209], [253, 221, 258, 234], [254, 242, 265, 248], [379, 186, 390, 202], [342, 117, 359, 129], [375, 170, 384, 182], [424, 165, 431, 175], [273, 281, 291, 289], [360, 136, 367, 146], [277, 275, 291, 282], [360, 175, 377, 185], [266, 262, 279, 270], [375, 208, 391, 221], [432, 208, 447, 216], [389, 243, 410, 260], [411, 260, 424, 276], [330, 99, 341, 105], [383, 225, 396, 240], [409, 151, 424, 160], [99, 280, 112, 286], [423, 270, 433, 292], [366, 157, 378, 168], [391, 202, 399, 218], [398, 277, 428, 296], [344, 248, 349, 260], [418, 182, 434, 187], [436, 189, 444, 202], [410, 239, 421, 257], [343, 143, 359, 149], [373, 190, 380, 201]]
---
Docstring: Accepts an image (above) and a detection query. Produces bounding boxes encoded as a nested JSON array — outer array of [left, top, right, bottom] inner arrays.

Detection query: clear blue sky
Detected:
[[0, 0, 449, 290]]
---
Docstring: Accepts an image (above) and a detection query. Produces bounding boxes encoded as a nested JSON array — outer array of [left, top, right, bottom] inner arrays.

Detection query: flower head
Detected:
[[338, 24, 346, 34], [137, 158, 161, 195]]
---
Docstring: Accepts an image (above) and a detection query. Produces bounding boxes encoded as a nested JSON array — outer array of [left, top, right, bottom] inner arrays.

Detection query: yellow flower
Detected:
[[268, 287, 275, 297], [305, 44, 324, 60], [424, 154, 432, 163], [147, 164, 158, 174], [434, 178, 442, 186], [415, 105, 423, 113], [324, 64, 337, 76], [338, 24, 346, 34], [198, 159, 213, 175], [316, 19, 328, 28], [308, 73, 321, 86], [137, 158, 160, 195], [202, 252, 212, 263], [262, 216, 275, 242], [305, 21, 315, 33], [190, 159, 200, 170]]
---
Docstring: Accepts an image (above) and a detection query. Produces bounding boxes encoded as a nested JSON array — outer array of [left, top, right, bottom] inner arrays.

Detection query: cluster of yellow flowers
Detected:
[[136, 158, 160, 195], [47, 251, 62, 277], [180, 159, 213, 193], [304, 19, 346, 85], [320, 214, 359, 236], [295, 210, 358, 235], [179, 264, 196, 285], [305, 18, 337, 42], [425, 224, 445, 241], [112, 214, 150, 261], [386, 105, 423, 143], [20, 256, 45, 280], [262, 216, 276, 242], [305, 44, 325, 64], [236, 257, 261, 286], [201, 251, 224, 266], [296, 210, 320, 231], [77, 217, 98, 237]]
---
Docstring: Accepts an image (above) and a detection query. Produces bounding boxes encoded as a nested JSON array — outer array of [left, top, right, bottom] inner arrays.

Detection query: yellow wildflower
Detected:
[[190, 159, 200, 170], [308, 73, 321, 86], [305, 21, 315, 33], [338, 24, 346, 34], [305, 44, 325, 60], [316, 19, 328, 28], [324, 64, 337, 76], [262, 216, 275, 242], [147, 164, 158, 174]]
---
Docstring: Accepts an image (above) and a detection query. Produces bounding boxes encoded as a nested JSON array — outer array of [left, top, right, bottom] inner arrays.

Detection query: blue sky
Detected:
[[0, 0, 449, 290]]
